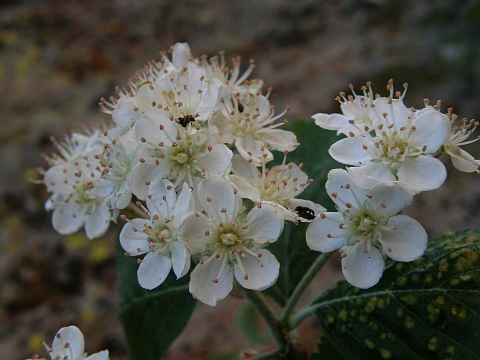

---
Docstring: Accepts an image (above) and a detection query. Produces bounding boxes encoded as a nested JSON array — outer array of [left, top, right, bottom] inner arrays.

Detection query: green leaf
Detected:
[[116, 240, 197, 360], [311, 229, 480, 359], [264, 120, 341, 305]]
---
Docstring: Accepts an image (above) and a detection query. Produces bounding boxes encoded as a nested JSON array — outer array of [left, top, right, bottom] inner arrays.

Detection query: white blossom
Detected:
[[129, 111, 232, 200], [328, 96, 449, 192], [120, 180, 193, 289], [43, 131, 113, 240], [306, 169, 426, 289], [34, 325, 108, 360], [227, 154, 324, 222], [201, 51, 263, 98], [92, 131, 136, 210], [312, 82, 381, 136], [180, 176, 282, 306], [439, 106, 480, 173], [210, 90, 298, 165], [100, 43, 220, 151]]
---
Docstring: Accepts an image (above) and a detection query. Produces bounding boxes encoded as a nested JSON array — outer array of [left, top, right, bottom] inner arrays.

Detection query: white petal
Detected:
[[244, 205, 282, 244], [170, 238, 190, 278], [51, 326, 85, 360], [146, 179, 177, 219], [119, 218, 150, 254], [410, 110, 449, 153], [446, 145, 480, 173], [195, 144, 232, 176], [342, 245, 385, 289], [396, 156, 446, 192], [44, 166, 75, 196], [112, 95, 140, 127], [85, 204, 111, 240], [130, 163, 169, 201], [85, 350, 109, 360], [306, 212, 346, 252], [115, 191, 132, 210], [180, 211, 214, 255], [261, 129, 298, 152], [382, 215, 428, 262], [328, 137, 372, 165], [226, 174, 261, 202], [347, 163, 396, 189], [137, 252, 172, 290], [326, 169, 368, 209], [371, 98, 409, 129], [189, 255, 233, 306], [133, 111, 179, 147], [172, 42, 191, 68], [367, 182, 415, 216], [230, 154, 258, 182], [52, 204, 85, 235], [172, 182, 195, 225], [313, 113, 350, 131], [197, 176, 241, 221], [236, 134, 273, 165], [235, 249, 279, 290]]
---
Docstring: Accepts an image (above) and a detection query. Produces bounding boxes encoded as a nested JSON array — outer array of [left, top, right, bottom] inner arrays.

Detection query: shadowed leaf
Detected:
[[311, 229, 480, 359], [117, 241, 196, 360]]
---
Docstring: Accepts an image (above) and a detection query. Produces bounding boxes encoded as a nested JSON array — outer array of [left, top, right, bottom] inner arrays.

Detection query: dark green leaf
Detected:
[[116, 240, 196, 360], [264, 120, 341, 305], [311, 229, 480, 359], [312, 336, 346, 360]]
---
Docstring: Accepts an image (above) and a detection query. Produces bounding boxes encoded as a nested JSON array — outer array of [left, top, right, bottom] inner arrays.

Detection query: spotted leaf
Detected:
[[310, 229, 480, 359]]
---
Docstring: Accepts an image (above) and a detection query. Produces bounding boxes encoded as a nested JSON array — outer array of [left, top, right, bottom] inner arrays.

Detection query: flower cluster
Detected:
[[41, 44, 479, 302], [307, 80, 479, 288], [41, 43, 318, 306]]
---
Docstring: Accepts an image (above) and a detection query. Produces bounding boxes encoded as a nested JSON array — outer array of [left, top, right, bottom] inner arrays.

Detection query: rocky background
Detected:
[[1, 0, 480, 359]]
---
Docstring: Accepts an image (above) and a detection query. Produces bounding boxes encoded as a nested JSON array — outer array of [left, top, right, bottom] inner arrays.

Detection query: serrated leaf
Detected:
[[264, 120, 341, 305], [310, 230, 480, 360], [116, 240, 196, 360]]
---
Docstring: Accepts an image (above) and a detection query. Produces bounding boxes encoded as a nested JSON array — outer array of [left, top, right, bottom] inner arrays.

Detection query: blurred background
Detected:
[[1, 0, 480, 358]]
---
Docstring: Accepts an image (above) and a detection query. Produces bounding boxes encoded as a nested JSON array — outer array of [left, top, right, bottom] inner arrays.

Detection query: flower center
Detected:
[[171, 151, 189, 164], [220, 232, 239, 246]]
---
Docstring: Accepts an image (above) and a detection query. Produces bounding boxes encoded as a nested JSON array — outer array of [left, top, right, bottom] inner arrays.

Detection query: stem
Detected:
[[247, 349, 281, 360], [243, 289, 284, 348], [289, 305, 318, 330], [126, 201, 148, 218], [280, 252, 332, 329]]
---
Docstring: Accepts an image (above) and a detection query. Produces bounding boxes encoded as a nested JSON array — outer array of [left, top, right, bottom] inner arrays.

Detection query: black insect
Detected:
[[237, 102, 244, 113], [177, 115, 196, 127], [295, 206, 316, 220]]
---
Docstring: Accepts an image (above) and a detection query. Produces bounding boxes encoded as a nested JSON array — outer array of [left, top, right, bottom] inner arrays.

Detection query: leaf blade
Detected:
[[116, 240, 196, 360], [312, 230, 480, 359]]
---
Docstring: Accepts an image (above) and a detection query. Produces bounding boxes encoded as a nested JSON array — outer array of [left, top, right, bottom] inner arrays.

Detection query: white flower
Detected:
[[43, 131, 113, 240], [312, 82, 379, 136], [180, 176, 282, 306], [329, 96, 449, 192], [306, 169, 426, 289], [129, 111, 232, 199], [227, 154, 324, 222], [201, 51, 263, 97], [100, 43, 220, 150], [35, 325, 108, 360], [119, 180, 193, 290], [211, 90, 298, 165], [92, 132, 136, 210], [441, 108, 480, 173]]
